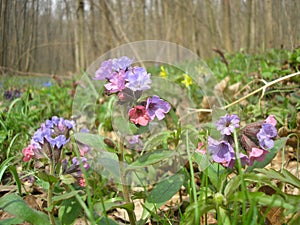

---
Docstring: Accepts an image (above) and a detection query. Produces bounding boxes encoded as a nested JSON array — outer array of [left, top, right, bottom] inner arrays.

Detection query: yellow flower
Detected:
[[159, 66, 168, 78], [181, 74, 192, 87]]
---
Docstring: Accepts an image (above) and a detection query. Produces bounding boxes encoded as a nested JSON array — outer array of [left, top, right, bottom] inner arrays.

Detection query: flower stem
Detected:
[[118, 136, 136, 225], [186, 131, 200, 225], [48, 163, 56, 225], [233, 131, 248, 222]]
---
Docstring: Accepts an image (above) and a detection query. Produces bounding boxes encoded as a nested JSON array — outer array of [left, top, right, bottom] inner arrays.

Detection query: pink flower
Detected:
[[265, 115, 277, 127], [78, 175, 86, 187], [248, 147, 269, 166], [195, 142, 206, 155], [22, 144, 35, 162], [128, 105, 150, 126]]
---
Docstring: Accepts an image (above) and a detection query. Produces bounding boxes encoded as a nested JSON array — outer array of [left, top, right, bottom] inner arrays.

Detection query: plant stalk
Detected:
[[118, 136, 136, 225], [48, 163, 56, 225]]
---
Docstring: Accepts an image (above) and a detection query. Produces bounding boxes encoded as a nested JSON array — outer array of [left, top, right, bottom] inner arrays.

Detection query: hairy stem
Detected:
[[118, 136, 136, 225], [48, 163, 56, 225]]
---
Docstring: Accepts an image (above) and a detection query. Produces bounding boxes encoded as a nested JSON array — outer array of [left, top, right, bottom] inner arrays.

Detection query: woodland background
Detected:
[[0, 0, 299, 75]]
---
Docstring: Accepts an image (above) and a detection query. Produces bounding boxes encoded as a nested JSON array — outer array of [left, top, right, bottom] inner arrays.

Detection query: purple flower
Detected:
[[104, 71, 126, 93], [146, 95, 171, 120], [215, 114, 240, 135], [45, 116, 75, 131], [126, 135, 140, 145], [46, 135, 69, 149], [72, 157, 90, 171], [208, 137, 235, 164], [31, 125, 52, 148], [112, 56, 133, 71], [225, 153, 248, 168], [25, 116, 75, 163], [257, 123, 277, 149], [125, 67, 152, 91], [94, 59, 113, 80], [94, 56, 133, 80]]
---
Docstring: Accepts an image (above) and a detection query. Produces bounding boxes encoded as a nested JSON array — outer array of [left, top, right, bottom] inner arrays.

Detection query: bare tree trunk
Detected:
[[264, 0, 273, 49], [247, 0, 256, 52], [75, 0, 85, 72], [222, 0, 232, 52], [0, 0, 9, 69]]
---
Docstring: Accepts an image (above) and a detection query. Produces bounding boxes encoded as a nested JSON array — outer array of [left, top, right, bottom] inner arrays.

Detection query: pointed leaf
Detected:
[[52, 190, 84, 203], [147, 172, 185, 203], [128, 149, 174, 169], [0, 194, 50, 225], [142, 131, 171, 152], [74, 132, 105, 150], [37, 172, 59, 184], [59, 197, 82, 225]]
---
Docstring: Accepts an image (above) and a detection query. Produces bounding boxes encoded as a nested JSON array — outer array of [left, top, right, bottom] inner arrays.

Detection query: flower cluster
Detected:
[[241, 115, 277, 166], [94, 56, 171, 126], [22, 116, 75, 163], [204, 114, 277, 168], [94, 56, 151, 94]]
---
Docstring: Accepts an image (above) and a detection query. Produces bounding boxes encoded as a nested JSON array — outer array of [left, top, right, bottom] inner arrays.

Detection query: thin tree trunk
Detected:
[[222, 0, 232, 52], [264, 0, 273, 49]]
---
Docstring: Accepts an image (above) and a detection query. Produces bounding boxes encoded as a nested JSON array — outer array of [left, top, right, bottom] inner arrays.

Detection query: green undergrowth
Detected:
[[0, 48, 299, 225]]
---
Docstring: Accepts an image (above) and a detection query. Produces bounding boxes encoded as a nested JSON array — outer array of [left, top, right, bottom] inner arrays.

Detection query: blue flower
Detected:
[[94, 59, 113, 80], [94, 56, 133, 80], [257, 123, 277, 149], [111, 56, 133, 71], [47, 135, 69, 149], [215, 114, 240, 136], [125, 67, 152, 91]]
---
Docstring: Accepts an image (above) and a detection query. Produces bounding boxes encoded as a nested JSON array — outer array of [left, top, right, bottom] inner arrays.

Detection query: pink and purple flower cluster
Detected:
[[94, 56, 151, 94], [204, 114, 277, 169], [22, 118, 91, 187], [23, 116, 75, 163], [94, 56, 171, 127]]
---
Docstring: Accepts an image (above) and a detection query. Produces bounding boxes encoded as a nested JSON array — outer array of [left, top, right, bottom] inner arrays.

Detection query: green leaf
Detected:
[[255, 168, 300, 189], [58, 197, 82, 225], [37, 172, 59, 184], [8, 165, 22, 195], [231, 191, 295, 210], [201, 162, 227, 190], [60, 174, 76, 185], [193, 152, 211, 171], [52, 190, 84, 204], [98, 217, 119, 225], [0, 157, 15, 182], [218, 207, 231, 225], [128, 149, 174, 169], [74, 132, 105, 150], [147, 172, 185, 203], [246, 138, 287, 172], [180, 201, 215, 225], [0, 194, 50, 225], [139, 200, 165, 224], [142, 131, 171, 152], [94, 197, 123, 215], [224, 172, 282, 199], [0, 217, 24, 225]]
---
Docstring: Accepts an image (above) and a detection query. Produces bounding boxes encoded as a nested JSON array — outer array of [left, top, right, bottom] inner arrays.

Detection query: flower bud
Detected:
[[241, 121, 263, 139]]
